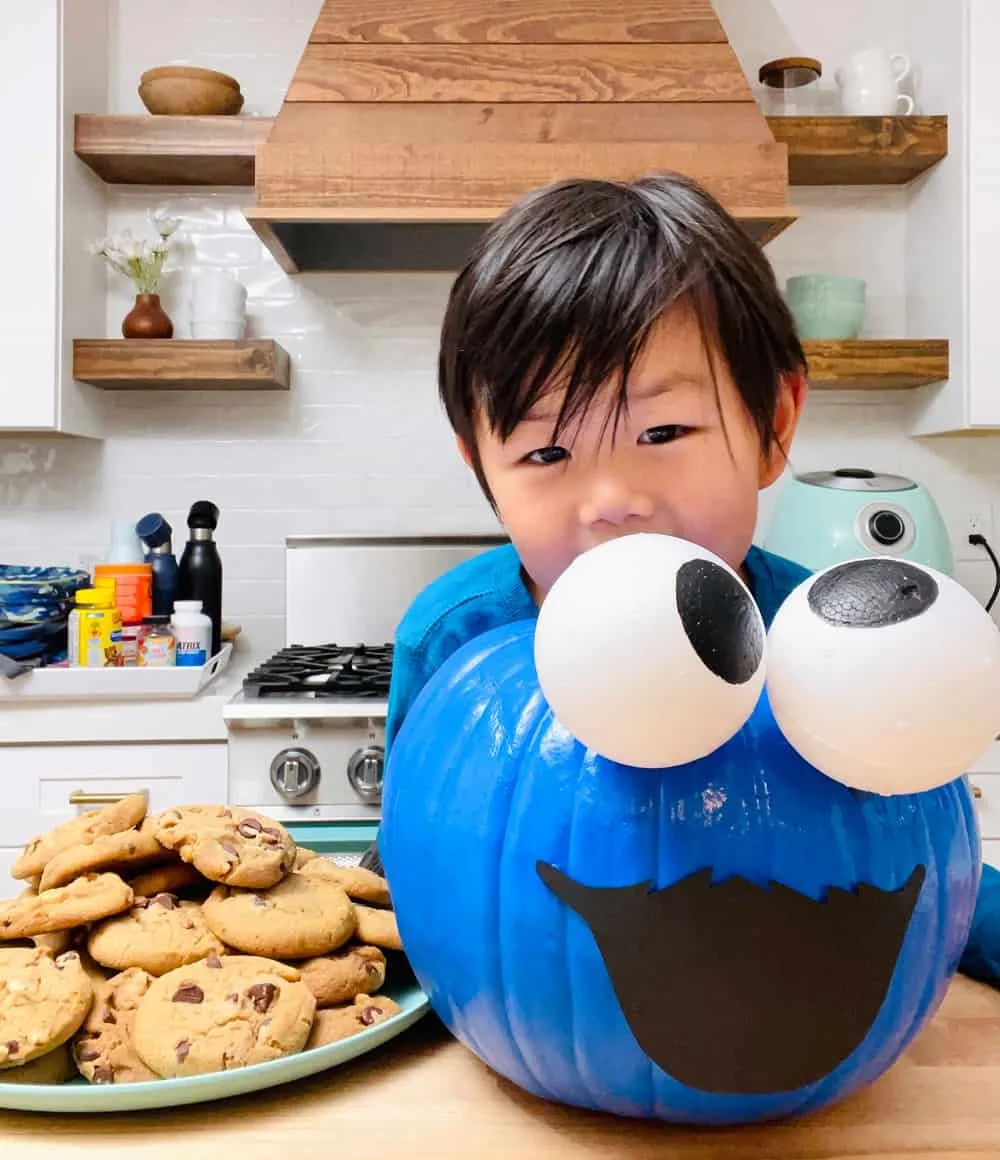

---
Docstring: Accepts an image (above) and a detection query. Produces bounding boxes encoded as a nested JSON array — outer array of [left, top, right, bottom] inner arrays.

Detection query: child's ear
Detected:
[[456, 435, 474, 469], [759, 369, 808, 488]]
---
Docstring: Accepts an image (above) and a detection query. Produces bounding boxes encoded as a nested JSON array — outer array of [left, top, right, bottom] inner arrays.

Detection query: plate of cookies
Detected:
[[0, 796, 430, 1112]]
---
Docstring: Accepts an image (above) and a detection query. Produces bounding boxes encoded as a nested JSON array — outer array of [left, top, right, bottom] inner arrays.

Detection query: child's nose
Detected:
[[579, 476, 655, 527]]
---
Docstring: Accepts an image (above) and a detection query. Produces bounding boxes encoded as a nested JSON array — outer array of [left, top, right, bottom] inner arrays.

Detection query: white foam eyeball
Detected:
[[533, 533, 766, 769], [766, 558, 1000, 795]]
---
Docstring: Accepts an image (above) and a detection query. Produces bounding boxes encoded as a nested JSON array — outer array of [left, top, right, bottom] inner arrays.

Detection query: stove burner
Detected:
[[242, 643, 393, 699]]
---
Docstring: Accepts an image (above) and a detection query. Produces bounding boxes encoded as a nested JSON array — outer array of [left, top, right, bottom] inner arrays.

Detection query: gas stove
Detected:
[[242, 643, 394, 700], [224, 535, 505, 825]]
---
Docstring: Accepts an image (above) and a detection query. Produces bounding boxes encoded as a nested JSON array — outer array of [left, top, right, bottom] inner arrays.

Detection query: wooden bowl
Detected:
[[139, 66, 244, 116]]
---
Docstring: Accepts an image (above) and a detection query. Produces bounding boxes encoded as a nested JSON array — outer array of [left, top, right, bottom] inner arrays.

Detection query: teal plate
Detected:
[[0, 978, 429, 1113]]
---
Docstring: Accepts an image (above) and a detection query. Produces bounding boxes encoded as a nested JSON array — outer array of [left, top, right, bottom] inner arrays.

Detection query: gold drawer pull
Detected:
[[971, 783, 984, 801], [68, 790, 148, 807]]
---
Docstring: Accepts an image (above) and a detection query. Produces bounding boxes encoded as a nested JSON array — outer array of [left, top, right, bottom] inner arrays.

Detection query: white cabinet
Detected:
[[909, 0, 1000, 433], [0, 1, 106, 436], [0, 849, 24, 897], [968, 743, 1000, 867], [0, 742, 226, 899]]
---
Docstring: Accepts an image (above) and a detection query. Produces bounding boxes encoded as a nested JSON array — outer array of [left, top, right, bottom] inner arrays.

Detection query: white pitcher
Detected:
[[836, 48, 914, 116]]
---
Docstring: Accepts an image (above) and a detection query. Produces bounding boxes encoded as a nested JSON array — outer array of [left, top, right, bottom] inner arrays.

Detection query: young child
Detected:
[[366, 171, 998, 988]]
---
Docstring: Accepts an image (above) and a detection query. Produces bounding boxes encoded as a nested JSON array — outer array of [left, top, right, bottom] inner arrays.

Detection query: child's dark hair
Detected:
[[439, 173, 805, 498]]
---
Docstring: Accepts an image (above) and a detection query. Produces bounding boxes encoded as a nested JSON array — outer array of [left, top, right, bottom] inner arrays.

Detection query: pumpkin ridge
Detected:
[[495, 680, 557, 1100]]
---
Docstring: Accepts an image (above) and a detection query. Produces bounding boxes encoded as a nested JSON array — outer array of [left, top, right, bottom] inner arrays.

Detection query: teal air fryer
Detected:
[[763, 468, 954, 575]]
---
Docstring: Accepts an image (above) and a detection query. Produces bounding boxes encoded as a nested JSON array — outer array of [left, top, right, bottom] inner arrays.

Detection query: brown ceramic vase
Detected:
[[122, 293, 173, 339]]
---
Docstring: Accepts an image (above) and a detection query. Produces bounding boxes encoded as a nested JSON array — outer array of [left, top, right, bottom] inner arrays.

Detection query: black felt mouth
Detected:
[[537, 861, 925, 1095]]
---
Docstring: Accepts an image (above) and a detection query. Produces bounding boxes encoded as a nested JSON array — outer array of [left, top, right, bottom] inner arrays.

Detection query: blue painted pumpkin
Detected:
[[381, 619, 980, 1125]]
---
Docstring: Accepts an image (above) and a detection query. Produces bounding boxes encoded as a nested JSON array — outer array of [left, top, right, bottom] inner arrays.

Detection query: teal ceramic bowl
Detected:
[[786, 275, 867, 340]]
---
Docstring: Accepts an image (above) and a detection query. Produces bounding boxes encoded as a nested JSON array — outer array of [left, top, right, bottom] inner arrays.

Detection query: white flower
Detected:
[[117, 231, 145, 260], [151, 209, 180, 239], [89, 215, 177, 294]]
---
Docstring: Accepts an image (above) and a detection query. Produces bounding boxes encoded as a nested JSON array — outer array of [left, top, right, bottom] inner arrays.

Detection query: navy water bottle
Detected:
[[135, 512, 179, 618]]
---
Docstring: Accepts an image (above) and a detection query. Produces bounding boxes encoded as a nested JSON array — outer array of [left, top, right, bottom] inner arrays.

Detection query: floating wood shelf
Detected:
[[75, 114, 948, 190], [72, 340, 291, 391], [768, 116, 948, 185], [803, 340, 949, 390], [74, 115, 272, 185]]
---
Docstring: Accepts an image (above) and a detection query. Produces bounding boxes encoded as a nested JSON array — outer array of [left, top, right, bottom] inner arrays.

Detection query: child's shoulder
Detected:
[[396, 542, 535, 653]]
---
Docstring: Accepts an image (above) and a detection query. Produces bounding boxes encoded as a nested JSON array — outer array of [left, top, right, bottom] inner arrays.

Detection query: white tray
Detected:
[[0, 644, 232, 702]]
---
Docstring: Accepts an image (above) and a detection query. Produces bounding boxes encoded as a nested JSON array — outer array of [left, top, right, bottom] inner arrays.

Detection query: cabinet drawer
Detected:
[[0, 848, 24, 899], [982, 840, 1000, 870], [0, 743, 226, 847], [969, 772, 1000, 841]]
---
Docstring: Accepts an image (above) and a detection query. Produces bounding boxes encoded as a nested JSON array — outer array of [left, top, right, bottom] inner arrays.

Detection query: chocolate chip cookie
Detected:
[[73, 968, 158, 1084], [88, 893, 227, 977], [5, 889, 74, 956], [0, 948, 93, 1068], [202, 873, 355, 959], [296, 945, 386, 1008], [129, 862, 207, 899], [306, 995, 401, 1049], [12, 793, 148, 881], [38, 818, 167, 892], [296, 859, 391, 906], [352, 904, 403, 951], [292, 847, 318, 870], [133, 955, 316, 1078], [0, 1042, 75, 1085], [155, 806, 295, 889], [0, 873, 133, 939]]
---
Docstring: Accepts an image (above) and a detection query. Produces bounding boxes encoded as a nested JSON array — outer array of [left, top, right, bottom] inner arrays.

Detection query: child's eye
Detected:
[[638, 425, 690, 445], [525, 446, 569, 466]]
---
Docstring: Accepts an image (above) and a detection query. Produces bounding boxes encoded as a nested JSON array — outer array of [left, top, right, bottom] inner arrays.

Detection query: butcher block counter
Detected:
[[1, 976, 998, 1160]]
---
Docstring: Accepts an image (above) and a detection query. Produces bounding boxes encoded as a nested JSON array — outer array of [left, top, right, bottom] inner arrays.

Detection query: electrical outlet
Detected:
[[957, 509, 995, 564], [967, 509, 992, 541]]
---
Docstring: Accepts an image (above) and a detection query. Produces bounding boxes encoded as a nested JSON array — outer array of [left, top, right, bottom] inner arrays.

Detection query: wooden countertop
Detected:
[[3, 976, 999, 1159]]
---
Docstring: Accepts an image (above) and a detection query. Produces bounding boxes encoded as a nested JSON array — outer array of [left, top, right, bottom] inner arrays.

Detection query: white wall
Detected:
[[0, 0, 998, 655]]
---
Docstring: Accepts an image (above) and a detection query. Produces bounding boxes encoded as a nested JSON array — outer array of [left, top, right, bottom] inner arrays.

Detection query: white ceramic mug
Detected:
[[836, 48, 915, 116]]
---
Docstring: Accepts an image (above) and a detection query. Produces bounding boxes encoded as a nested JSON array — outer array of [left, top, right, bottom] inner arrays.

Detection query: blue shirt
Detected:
[[386, 543, 809, 751], [383, 541, 999, 989]]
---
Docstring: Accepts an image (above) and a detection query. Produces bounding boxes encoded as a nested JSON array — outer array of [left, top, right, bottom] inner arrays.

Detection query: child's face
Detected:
[[464, 306, 805, 599]]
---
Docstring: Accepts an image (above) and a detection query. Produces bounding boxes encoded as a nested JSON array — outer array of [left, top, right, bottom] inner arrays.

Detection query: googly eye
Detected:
[[766, 558, 1000, 794], [534, 533, 765, 768]]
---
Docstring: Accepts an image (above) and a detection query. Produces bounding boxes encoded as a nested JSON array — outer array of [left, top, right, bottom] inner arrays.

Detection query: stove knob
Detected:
[[347, 746, 384, 804], [269, 748, 321, 799]]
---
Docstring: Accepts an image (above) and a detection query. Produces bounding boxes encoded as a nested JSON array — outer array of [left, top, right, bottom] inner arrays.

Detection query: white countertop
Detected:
[[0, 654, 259, 745]]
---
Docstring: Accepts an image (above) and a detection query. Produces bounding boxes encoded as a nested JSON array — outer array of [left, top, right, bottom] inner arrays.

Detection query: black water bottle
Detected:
[[177, 500, 223, 657]]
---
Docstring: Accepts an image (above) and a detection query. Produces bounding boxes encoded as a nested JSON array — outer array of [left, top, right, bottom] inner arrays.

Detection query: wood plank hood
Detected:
[[246, 0, 795, 273]]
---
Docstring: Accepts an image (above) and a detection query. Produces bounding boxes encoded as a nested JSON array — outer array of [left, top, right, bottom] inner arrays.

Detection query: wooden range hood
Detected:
[[245, 0, 795, 273]]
